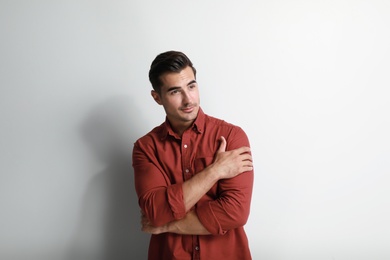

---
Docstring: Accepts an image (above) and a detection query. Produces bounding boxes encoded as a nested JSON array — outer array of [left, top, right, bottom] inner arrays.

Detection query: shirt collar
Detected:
[[159, 107, 205, 140]]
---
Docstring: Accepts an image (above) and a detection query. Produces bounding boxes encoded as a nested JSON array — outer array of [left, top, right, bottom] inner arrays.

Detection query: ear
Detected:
[[151, 90, 162, 105]]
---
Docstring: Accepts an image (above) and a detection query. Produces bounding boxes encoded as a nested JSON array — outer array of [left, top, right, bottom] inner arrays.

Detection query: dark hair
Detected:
[[148, 50, 197, 93]]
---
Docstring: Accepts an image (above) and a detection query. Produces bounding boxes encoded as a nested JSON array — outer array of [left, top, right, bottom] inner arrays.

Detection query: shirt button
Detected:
[[195, 246, 199, 251], [184, 144, 188, 148], [185, 169, 189, 173]]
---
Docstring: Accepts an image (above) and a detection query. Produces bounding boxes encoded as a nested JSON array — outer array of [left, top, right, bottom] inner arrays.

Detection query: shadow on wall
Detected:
[[67, 95, 149, 260]]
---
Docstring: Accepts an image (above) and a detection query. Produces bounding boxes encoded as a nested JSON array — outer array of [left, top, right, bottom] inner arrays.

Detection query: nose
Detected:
[[182, 90, 192, 104]]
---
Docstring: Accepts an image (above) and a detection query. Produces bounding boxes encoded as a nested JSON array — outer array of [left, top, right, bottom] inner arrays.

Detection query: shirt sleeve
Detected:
[[132, 139, 187, 227], [196, 127, 254, 235]]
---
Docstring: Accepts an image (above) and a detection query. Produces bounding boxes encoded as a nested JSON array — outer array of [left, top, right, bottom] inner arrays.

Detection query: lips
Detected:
[[181, 106, 195, 113]]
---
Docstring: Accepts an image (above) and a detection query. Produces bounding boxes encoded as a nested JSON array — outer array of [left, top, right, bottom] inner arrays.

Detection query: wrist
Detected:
[[206, 164, 222, 181]]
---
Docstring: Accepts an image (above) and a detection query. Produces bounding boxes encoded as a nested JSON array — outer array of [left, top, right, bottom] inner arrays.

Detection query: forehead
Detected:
[[160, 66, 195, 89]]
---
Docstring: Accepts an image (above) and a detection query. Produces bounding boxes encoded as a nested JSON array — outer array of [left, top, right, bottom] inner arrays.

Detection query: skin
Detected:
[[144, 66, 253, 235]]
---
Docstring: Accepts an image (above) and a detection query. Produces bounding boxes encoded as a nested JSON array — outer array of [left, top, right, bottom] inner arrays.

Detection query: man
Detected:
[[132, 50, 254, 259]]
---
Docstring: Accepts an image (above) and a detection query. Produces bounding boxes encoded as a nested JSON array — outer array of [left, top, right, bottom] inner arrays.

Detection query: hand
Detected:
[[211, 136, 253, 180]]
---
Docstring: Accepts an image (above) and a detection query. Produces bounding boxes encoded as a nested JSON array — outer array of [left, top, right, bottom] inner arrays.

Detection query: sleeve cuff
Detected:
[[196, 201, 227, 235], [167, 184, 187, 219]]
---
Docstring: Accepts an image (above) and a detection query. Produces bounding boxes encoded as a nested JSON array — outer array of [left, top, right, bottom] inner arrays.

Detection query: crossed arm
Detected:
[[138, 136, 253, 235]]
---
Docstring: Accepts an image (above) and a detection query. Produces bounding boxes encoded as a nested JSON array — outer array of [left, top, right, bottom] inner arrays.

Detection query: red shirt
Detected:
[[132, 108, 254, 260]]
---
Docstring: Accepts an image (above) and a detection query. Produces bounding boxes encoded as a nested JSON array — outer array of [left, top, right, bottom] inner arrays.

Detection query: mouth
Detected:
[[181, 106, 195, 113]]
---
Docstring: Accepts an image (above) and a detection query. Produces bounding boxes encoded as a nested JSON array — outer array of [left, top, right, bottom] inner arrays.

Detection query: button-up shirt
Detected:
[[132, 108, 254, 260]]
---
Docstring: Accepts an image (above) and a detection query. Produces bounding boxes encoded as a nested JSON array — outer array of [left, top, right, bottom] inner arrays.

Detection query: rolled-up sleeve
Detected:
[[132, 140, 187, 226], [196, 127, 254, 235]]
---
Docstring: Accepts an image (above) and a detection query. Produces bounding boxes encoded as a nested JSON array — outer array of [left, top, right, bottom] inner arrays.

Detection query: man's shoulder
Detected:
[[135, 122, 165, 144], [203, 113, 250, 149], [203, 113, 249, 143], [204, 113, 241, 130]]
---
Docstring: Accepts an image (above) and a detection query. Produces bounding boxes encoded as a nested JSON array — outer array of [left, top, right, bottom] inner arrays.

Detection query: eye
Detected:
[[189, 84, 196, 89], [170, 89, 180, 95]]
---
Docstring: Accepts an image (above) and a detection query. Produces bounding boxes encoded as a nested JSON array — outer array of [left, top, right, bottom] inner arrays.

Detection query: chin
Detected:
[[181, 113, 197, 122]]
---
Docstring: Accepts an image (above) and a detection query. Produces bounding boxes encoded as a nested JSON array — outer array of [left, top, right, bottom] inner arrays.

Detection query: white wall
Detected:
[[1, 1, 389, 259]]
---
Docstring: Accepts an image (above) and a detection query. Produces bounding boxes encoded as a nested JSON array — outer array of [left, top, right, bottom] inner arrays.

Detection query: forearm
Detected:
[[137, 168, 220, 227], [182, 166, 220, 212], [142, 210, 211, 235], [168, 210, 211, 235]]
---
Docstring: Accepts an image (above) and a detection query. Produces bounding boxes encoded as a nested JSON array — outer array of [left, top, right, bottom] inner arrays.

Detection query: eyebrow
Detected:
[[188, 80, 197, 86], [166, 80, 197, 92]]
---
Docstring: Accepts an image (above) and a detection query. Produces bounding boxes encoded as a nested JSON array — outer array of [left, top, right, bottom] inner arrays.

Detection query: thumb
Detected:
[[217, 136, 227, 153]]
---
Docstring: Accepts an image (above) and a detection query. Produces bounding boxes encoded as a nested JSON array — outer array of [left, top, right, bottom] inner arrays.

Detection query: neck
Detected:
[[169, 121, 193, 137]]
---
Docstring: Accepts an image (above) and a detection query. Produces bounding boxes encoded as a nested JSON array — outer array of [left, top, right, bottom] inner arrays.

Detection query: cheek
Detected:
[[191, 91, 200, 102], [163, 96, 181, 108]]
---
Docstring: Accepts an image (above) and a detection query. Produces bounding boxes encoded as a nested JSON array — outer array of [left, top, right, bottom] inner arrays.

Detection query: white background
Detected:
[[1, 1, 389, 259]]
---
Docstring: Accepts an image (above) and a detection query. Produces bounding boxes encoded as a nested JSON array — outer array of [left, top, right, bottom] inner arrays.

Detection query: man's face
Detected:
[[151, 66, 200, 133]]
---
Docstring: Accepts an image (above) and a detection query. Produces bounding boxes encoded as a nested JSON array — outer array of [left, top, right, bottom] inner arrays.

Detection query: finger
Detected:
[[235, 146, 251, 155], [243, 161, 253, 168], [240, 153, 253, 162], [217, 136, 227, 153], [243, 165, 254, 172]]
